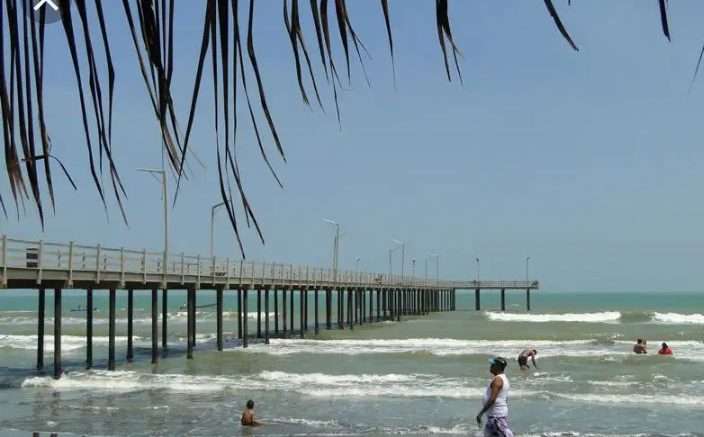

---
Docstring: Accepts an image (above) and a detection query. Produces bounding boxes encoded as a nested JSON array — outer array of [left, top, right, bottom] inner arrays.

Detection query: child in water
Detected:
[[241, 400, 262, 427]]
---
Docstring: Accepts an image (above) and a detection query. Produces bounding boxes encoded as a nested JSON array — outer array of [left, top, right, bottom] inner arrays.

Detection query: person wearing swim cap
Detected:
[[476, 356, 513, 437]]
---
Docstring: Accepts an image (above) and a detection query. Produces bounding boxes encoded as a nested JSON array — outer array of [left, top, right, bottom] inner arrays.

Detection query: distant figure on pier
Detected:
[[658, 342, 673, 355], [517, 349, 538, 371], [476, 357, 514, 437], [241, 400, 262, 427], [633, 339, 647, 354]]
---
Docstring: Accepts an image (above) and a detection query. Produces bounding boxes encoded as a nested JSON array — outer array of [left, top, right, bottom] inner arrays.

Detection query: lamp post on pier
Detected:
[[475, 257, 480, 284], [392, 239, 405, 284], [323, 218, 340, 281], [525, 256, 531, 283], [209, 202, 225, 259], [137, 168, 168, 275]]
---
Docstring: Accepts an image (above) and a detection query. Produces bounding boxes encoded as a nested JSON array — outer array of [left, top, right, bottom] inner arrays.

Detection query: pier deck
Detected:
[[0, 235, 539, 378]]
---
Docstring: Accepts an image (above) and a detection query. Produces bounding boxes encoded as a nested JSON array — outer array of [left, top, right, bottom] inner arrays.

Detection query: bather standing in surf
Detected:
[[476, 357, 514, 437]]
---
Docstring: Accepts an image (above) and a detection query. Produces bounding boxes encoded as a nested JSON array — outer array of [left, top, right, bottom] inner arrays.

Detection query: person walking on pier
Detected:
[[476, 356, 514, 437], [517, 349, 538, 371], [241, 400, 262, 427]]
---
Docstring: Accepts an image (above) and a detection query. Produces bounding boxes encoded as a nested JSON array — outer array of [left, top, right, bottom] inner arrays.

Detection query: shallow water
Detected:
[[0, 290, 702, 436]]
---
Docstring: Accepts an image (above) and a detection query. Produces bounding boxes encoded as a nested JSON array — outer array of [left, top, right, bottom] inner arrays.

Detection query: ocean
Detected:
[[0, 290, 702, 436]]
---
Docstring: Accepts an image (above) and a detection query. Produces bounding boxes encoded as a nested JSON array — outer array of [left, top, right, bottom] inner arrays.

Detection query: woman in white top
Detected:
[[476, 356, 514, 437]]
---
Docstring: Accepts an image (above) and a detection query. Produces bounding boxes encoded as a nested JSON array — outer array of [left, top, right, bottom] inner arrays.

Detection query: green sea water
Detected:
[[0, 290, 702, 436]]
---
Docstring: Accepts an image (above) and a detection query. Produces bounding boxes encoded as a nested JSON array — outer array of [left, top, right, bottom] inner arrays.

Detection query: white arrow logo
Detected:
[[33, 0, 59, 12]]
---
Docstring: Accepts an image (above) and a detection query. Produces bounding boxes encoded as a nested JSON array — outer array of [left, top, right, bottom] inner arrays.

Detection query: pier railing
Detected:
[[0, 235, 538, 290]]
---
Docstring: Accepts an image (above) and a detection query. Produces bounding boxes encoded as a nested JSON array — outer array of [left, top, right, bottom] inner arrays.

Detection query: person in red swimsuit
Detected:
[[657, 342, 673, 355]]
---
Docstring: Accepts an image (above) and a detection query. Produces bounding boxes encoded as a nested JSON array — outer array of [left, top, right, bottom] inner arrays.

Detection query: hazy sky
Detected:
[[2, 1, 704, 292]]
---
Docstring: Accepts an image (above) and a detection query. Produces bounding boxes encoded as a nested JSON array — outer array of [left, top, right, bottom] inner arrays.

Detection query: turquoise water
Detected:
[[0, 290, 702, 436]]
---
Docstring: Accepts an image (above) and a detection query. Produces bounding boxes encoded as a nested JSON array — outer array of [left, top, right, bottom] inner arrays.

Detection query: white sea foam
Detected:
[[652, 312, 704, 325], [21, 369, 531, 400], [0, 311, 275, 326], [485, 311, 621, 323], [242, 338, 611, 359], [0, 334, 135, 352], [550, 392, 704, 407]]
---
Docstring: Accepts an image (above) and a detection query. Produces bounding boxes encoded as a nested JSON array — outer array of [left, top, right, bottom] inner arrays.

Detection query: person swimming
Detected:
[[517, 349, 538, 370], [658, 342, 673, 355], [241, 400, 262, 427], [633, 339, 647, 354]]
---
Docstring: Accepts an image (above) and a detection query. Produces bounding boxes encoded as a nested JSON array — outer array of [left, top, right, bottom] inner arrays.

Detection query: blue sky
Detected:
[[2, 1, 704, 292]]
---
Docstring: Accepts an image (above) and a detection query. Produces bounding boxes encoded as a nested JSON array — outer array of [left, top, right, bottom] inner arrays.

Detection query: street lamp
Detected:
[[137, 168, 168, 272], [392, 239, 405, 283], [411, 258, 416, 284], [475, 257, 480, 283], [209, 202, 225, 258], [525, 256, 531, 283], [355, 257, 361, 272], [323, 218, 340, 280], [428, 254, 439, 286]]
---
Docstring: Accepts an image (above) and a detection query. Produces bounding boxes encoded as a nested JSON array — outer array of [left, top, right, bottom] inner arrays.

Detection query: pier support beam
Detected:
[[191, 291, 197, 347], [162, 289, 168, 353], [397, 290, 401, 321], [347, 288, 354, 330], [337, 289, 343, 329], [237, 289, 243, 339], [53, 288, 62, 379], [187, 288, 194, 357], [500, 289, 506, 312], [37, 288, 45, 370], [526, 288, 531, 311], [265, 288, 270, 344], [127, 288, 134, 362], [314, 288, 319, 334], [108, 288, 116, 370], [282, 288, 288, 336], [151, 288, 158, 364], [274, 289, 279, 334], [303, 289, 308, 332], [86, 288, 92, 368], [290, 288, 295, 333], [377, 288, 381, 321], [300, 289, 305, 338], [257, 289, 262, 338], [475, 289, 481, 311], [326, 289, 332, 330], [216, 288, 224, 351], [242, 289, 248, 348]]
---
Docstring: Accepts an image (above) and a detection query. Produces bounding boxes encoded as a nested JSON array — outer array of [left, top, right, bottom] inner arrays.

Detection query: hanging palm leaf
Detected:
[[0, 1, 681, 256]]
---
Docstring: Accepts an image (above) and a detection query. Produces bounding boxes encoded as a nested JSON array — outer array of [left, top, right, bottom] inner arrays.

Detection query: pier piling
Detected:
[[500, 288, 506, 311], [274, 289, 279, 334], [53, 288, 62, 379], [37, 288, 45, 371], [265, 288, 270, 344], [314, 288, 320, 334], [187, 288, 194, 357], [300, 289, 305, 338], [237, 289, 243, 339], [108, 288, 116, 370], [216, 288, 223, 351], [162, 289, 168, 353], [475, 288, 481, 311], [242, 289, 248, 348], [526, 288, 531, 311], [86, 288, 92, 368], [257, 289, 262, 338], [282, 288, 288, 336], [151, 288, 158, 363], [127, 288, 133, 362], [326, 288, 332, 329]]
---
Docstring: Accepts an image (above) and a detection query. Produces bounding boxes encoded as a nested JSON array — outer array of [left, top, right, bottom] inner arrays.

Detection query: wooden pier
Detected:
[[0, 235, 539, 378]]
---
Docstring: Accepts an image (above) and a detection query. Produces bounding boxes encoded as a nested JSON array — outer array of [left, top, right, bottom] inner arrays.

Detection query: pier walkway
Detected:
[[0, 235, 539, 378]]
